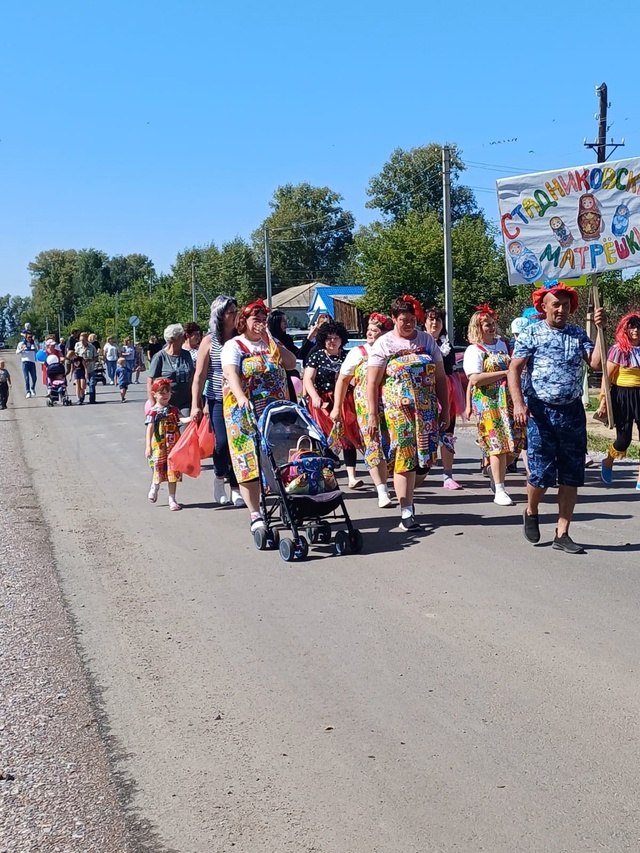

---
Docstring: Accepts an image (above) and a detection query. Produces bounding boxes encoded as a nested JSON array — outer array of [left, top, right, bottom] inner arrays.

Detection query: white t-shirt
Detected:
[[339, 344, 371, 376], [463, 340, 509, 376], [368, 330, 443, 369], [221, 336, 270, 369], [104, 342, 118, 361]]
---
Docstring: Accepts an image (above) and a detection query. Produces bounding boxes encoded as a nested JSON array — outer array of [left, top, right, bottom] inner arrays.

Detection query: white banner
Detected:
[[496, 156, 640, 285]]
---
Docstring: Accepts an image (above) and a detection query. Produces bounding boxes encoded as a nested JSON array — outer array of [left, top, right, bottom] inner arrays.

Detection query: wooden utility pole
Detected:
[[442, 146, 454, 339]]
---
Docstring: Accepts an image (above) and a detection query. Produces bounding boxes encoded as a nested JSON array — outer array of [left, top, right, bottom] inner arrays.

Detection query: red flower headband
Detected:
[[240, 298, 270, 317], [475, 302, 497, 319], [151, 378, 171, 393], [401, 295, 425, 325], [369, 312, 393, 332]]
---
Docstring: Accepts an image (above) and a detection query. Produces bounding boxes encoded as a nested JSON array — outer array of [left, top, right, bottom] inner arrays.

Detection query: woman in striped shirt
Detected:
[[191, 296, 241, 505]]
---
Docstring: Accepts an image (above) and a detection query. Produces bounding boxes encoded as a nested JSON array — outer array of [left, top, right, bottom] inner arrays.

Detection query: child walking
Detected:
[[70, 353, 86, 403], [145, 378, 192, 511], [0, 360, 11, 409], [114, 357, 130, 401]]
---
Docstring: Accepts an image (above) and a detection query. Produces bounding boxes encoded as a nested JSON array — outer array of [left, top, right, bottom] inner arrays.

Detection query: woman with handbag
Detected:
[[221, 299, 297, 533]]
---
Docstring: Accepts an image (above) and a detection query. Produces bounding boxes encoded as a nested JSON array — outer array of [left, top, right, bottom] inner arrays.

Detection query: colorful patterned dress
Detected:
[[381, 349, 439, 473], [351, 346, 387, 469], [223, 338, 289, 483], [146, 405, 182, 484], [470, 348, 525, 458]]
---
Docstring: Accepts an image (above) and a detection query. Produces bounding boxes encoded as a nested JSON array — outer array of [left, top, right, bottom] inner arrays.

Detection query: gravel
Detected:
[[0, 408, 133, 853]]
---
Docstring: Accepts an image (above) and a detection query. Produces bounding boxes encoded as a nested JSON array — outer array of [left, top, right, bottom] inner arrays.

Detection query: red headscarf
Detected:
[[240, 298, 270, 318], [532, 282, 579, 314], [369, 312, 393, 332], [400, 295, 425, 325], [614, 312, 640, 354]]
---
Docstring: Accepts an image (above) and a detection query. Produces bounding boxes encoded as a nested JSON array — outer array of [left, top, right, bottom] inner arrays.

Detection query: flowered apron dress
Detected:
[[352, 346, 387, 469], [470, 347, 525, 458], [382, 348, 439, 473], [223, 339, 289, 483], [149, 405, 182, 484]]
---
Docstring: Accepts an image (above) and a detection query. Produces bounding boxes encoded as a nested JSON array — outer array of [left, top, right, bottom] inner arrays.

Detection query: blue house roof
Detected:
[[308, 286, 366, 319]]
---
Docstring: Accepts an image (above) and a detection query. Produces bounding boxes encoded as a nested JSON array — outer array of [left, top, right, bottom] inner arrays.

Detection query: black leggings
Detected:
[[208, 398, 238, 487], [343, 446, 357, 468], [613, 419, 640, 453]]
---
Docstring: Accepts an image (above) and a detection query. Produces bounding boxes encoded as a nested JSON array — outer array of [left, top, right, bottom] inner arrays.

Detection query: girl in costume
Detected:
[[367, 296, 450, 531], [221, 299, 297, 532], [463, 305, 525, 506], [330, 313, 394, 507], [145, 378, 194, 510], [303, 320, 364, 489], [598, 312, 640, 489], [425, 306, 466, 489]]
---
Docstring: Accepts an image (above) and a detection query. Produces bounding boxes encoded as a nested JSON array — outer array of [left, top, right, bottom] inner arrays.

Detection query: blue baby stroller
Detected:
[[254, 400, 363, 562]]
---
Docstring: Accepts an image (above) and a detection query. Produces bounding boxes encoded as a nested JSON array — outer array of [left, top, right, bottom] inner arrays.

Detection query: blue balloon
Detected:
[[36, 349, 47, 363]]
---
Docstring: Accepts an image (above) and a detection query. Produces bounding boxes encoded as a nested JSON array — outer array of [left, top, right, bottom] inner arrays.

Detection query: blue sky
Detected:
[[1, 0, 635, 297]]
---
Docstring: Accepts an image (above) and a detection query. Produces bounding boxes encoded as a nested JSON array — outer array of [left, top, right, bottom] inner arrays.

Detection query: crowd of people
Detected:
[[5, 283, 639, 553]]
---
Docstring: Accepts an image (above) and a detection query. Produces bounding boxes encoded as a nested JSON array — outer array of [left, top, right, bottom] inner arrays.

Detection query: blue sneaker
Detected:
[[601, 461, 613, 485]]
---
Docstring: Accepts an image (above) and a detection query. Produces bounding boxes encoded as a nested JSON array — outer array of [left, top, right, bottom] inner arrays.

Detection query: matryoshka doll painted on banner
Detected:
[[577, 193, 602, 241], [507, 240, 542, 283], [611, 203, 630, 237], [549, 216, 573, 248]]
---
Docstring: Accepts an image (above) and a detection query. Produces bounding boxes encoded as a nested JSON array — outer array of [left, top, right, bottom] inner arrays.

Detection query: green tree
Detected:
[[252, 183, 354, 289], [28, 249, 79, 327], [106, 253, 155, 294], [73, 249, 110, 308], [365, 143, 478, 224]]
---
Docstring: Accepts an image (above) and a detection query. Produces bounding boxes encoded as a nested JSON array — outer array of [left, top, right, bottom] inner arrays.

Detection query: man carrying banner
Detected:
[[508, 282, 606, 554]]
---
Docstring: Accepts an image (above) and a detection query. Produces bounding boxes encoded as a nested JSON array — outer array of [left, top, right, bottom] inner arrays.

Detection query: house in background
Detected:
[[270, 282, 319, 328], [307, 286, 366, 331]]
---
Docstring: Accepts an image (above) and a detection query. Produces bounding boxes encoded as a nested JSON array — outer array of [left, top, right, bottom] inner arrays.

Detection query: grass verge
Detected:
[[587, 431, 640, 460]]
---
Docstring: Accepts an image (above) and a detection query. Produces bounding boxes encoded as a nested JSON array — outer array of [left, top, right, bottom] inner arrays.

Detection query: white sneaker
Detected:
[[230, 488, 245, 507], [213, 477, 229, 505], [31, 389, 36, 396], [494, 490, 514, 506], [25, 392, 31, 398], [377, 492, 393, 508]]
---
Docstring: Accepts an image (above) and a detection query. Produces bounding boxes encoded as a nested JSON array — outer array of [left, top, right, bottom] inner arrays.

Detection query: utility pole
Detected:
[[115, 291, 119, 346], [264, 226, 273, 308], [583, 83, 623, 428], [442, 146, 454, 340], [191, 262, 197, 323]]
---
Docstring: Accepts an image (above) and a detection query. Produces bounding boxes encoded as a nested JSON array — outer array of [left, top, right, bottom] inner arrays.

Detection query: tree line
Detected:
[[5, 142, 640, 345]]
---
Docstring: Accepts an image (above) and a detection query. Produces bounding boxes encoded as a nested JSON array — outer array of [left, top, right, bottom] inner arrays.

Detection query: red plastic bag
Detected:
[[197, 415, 215, 459], [168, 421, 201, 478]]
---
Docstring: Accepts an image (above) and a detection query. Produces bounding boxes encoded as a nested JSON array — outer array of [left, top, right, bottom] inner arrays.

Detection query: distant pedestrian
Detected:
[[0, 360, 11, 409], [146, 335, 162, 362], [183, 322, 202, 365], [103, 336, 118, 384], [121, 337, 135, 374], [114, 357, 131, 401], [16, 332, 38, 397], [74, 332, 98, 403], [133, 343, 145, 383], [145, 378, 193, 511]]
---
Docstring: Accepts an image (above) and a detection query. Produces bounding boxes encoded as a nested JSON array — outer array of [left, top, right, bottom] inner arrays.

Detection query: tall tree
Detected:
[[106, 253, 155, 294], [366, 143, 478, 225], [73, 249, 110, 307], [28, 249, 79, 327], [252, 183, 354, 290]]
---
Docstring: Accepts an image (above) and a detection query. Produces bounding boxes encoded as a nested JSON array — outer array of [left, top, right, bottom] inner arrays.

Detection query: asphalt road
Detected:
[[5, 361, 640, 853]]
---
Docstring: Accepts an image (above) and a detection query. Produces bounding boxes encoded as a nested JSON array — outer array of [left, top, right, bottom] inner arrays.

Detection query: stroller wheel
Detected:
[[305, 525, 318, 544], [334, 530, 349, 556], [317, 521, 332, 544], [46, 398, 53, 407], [266, 528, 280, 550], [279, 537, 295, 562], [254, 528, 268, 551], [348, 529, 363, 553], [294, 535, 309, 560]]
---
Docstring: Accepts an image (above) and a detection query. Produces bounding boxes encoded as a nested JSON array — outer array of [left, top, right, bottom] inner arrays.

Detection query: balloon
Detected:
[[46, 354, 60, 365], [291, 376, 303, 399], [144, 399, 154, 416], [36, 349, 47, 363]]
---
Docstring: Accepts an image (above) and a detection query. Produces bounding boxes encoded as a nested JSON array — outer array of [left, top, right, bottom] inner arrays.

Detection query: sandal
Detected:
[[348, 479, 364, 490], [148, 485, 159, 503]]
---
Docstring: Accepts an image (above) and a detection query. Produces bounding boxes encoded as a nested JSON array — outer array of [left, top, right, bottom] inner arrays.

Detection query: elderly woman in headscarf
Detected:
[[191, 295, 242, 505], [367, 296, 449, 531], [330, 312, 394, 507], [221, 299, 297, 533], [147, 323, 194, 416]]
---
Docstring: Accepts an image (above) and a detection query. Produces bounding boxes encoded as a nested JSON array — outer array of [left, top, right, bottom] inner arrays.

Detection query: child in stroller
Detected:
[[46, 359, 71, 406], [254, 400, 363, 562]]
